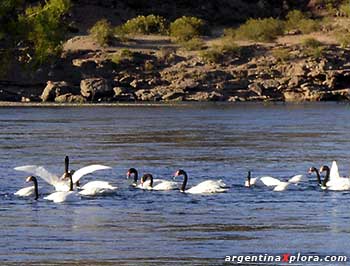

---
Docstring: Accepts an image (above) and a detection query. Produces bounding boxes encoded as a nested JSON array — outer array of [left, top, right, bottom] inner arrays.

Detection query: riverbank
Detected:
[[2, 18, 350, 104]]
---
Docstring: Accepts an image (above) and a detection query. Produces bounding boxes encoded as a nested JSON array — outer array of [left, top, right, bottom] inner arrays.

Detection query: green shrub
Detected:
[[199, 49, 222, 63], [302, 38, 324, 58], [335, 30, 350, 47], [223, 28, 236, 39], [235, 18, 284, 42], [272, 48, 291, 62], [18, 0, 72, 65], [89, 19, 113, 46], [285, 10, 320, 34], [111, 49, 135, 64], [170, 16, 206, 42], [121, 15, 168, 35], [302, 37, 322, 48], [339, 2, 350, 17], [180, 37, 205, 51], [219, 37, 240, 54]]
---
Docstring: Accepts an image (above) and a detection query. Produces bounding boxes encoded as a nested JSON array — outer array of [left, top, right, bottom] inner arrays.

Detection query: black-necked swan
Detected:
[[15, 176, 39, 200], [308, 167, 322, 185], [14, 156, 112, 192], [64, 156, 116, 196], [174, 169, 228, 194], [319, 165, 350, 191], [140, 174, 178, 190], [244, 171, 302, 190], [14, 176, 37, 198], [44, 171, 80, 203], [252, 174, 303, 191], [126, 168, 174, 189]]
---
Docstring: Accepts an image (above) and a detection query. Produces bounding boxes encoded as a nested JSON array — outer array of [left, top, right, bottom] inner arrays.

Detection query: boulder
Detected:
[[113, 87, 135, 101], [41, 81, 79, 102], [54, 93, 87, 103], [80, 78, 112, 100]]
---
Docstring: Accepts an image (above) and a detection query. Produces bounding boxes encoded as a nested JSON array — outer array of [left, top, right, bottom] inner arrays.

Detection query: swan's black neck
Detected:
[[129, 168, 138, 184], [142, 174, 153, 187], [322, 168, 330, 187], [314, 169, 322, 185], [180, 171, 188, 192], [68, 174, 73, 191], [32, 177, 39, 200], [65, 156, 69, 174], [247, 171, 251, 187]]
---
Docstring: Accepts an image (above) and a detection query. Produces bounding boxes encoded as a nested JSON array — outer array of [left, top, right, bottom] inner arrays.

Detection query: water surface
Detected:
[[1, 103, 350, 265]]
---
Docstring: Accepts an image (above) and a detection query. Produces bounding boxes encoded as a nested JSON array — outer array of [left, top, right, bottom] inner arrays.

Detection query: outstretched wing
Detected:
[[330, 161, 341, 181], [14, 165, 60, 187], [72, 165, 112, 184], [259, 176, 282, 187]]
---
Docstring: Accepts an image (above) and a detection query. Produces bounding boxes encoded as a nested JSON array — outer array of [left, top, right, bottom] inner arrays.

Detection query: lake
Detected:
[[1, 103, 350, 265]]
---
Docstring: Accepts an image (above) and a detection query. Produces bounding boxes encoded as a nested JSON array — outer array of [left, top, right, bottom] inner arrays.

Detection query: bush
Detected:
[[235, 18, 284, 42], [285, 10, 320, 34], [18, 0, 72, 65], [180, 37, 205, 51], [339, 2, 350, 17], [111, 49, 135, 64], [302, 38, 324, 58], [199, 49, 222, 63], [121, 15, 168, 35], [170, 16, 206, 42], [219, 37, 241, 54], [89, 19, 113, 46], [335, 30, 350, 47], [272, 48, 291, 62]]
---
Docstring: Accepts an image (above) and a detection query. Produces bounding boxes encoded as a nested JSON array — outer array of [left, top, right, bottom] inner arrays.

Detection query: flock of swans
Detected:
[[12, 156, 350, 203]]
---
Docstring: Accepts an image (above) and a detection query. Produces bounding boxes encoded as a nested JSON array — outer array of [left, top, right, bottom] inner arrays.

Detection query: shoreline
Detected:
[[0, 101, 349, 108]]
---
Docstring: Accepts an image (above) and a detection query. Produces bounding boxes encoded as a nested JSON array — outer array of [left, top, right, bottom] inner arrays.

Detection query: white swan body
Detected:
[[138, 177, 178, 190], [185, 180, 228, 194], [14, 164, 112, 192], [79, 181, 117, 196], [44, 191, 80, 203], [321, 161, 350, 191], [14, 186, 35, 197], [258, 175, 303, 191]]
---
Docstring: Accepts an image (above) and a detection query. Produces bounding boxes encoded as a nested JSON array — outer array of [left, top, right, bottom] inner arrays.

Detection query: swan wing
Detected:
[[186, 180, 228, 194], [330, 161, 341, 181], [45, 191, 80, 203], [14, 165, 60, 187], [273, 182, 290, 191], [72, 165, 112, 184], [288, 174, 303, 184], [153, 181, 179, 191], [81, 181, 117, 190], [14, 186, 35, 196], [259, 176, 282, 186]]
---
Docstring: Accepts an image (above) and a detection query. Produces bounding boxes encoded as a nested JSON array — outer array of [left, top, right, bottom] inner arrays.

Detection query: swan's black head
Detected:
[[127, 168, 138, 178], [308, 167, 318, 174], [26, 176, 36, 182], [174, 169, 186, 177], [319, 165, 329, 173], [141, 174, 153, 187]]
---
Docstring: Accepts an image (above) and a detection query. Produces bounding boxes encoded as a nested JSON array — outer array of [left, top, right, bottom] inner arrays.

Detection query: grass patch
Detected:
[[334, 29, 350, 47], [272, 48, 291, 62], [180, 38, 205, 51], [199, 49, 222, 63], [111, 49, 135, 64], [234, 18, 284, 42], [170, 16, 206, 42], [89, 19, 113, 46], [302, 38, 324, 58]]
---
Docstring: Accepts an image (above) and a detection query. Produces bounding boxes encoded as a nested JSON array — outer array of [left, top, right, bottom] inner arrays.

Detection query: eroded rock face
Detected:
[[54, 93, 87, 103], [41, 81, 79, 102], [80, 78, 112, 100]]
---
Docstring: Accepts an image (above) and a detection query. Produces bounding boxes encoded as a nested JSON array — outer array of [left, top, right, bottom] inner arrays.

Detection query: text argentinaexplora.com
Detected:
[[225, 253, 347, 264]]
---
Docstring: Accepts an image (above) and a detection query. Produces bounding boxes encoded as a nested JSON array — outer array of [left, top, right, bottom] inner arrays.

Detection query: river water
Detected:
[[1, 103, 350, 265]]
